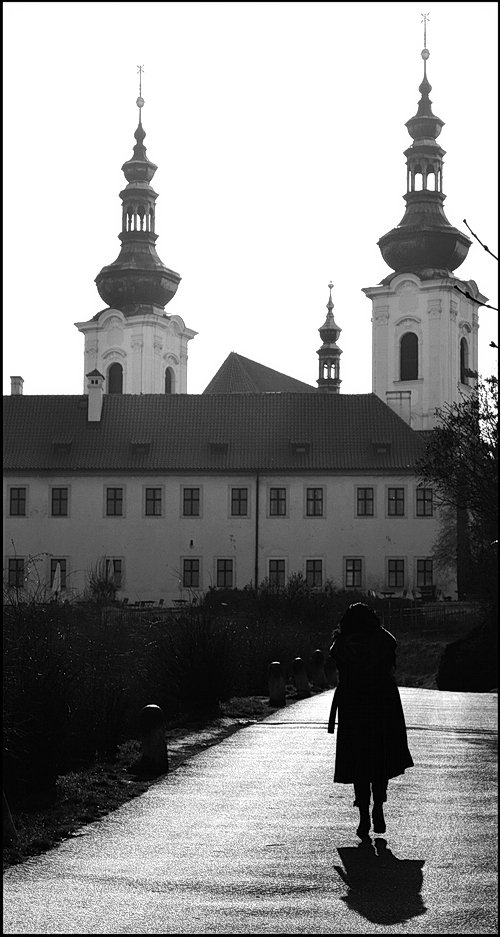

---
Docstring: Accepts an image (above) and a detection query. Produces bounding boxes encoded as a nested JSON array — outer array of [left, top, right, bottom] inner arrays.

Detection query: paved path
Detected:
[[3, 688, 497, 935]]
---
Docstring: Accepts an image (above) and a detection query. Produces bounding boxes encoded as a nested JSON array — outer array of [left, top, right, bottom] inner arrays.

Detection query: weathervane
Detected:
[[137, 64, 145, 111], [421, 12, 430, 68]]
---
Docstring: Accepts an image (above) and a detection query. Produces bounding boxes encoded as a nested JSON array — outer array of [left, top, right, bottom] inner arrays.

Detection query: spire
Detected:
[[377, 17, 471, 283], [95, 68, 181, 314], [316, 282, 342, 393]]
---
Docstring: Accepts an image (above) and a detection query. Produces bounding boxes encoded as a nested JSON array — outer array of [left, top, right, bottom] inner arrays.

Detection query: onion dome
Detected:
[[95, 94, 180, 313], [317, 282, 342, 393], [377, 46, 471, 283]]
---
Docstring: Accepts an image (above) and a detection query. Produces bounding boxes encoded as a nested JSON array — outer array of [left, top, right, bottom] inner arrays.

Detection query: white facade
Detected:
[[4, 471, 455, 604], [363, 272, 485, 430], [75, 308, 197, 395]]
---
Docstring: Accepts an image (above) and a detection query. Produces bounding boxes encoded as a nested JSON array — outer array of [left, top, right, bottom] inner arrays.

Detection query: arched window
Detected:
[[108, 362, 123, 394], [400, 332, 418, 381], [460, 337, 469, 384], [165, 367, 175, 394]]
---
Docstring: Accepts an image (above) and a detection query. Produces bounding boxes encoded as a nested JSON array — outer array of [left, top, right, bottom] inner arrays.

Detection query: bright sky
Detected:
[[3, 1, 498, 397]]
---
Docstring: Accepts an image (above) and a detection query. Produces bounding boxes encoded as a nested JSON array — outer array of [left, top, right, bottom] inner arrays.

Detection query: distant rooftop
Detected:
[[203, 352, 316, 394]]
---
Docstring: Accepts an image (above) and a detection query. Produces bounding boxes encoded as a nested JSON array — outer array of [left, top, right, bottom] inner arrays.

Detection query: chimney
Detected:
[[86, 369, 105, 422], [10, 376, 24, 395], [386, 390, 412, 426]]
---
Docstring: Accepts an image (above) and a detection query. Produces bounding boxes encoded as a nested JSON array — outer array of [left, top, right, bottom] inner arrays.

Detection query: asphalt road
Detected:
[[3, 688, 498, 935]]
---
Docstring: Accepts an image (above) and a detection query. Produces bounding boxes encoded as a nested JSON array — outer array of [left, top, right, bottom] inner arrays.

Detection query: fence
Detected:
[[381, 602, 481, 633]]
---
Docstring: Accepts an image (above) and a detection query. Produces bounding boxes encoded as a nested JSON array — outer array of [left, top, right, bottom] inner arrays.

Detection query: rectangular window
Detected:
[[231, 488, 248, 516], [269, 559, 286, 587], [51, 488, 68, 516], [305, 559, 322, 587], [8, 558, 25, 588], [416, 488, 433, 516], [388, 559, 405, 588], [346, 558, 362, 587], [270, 488, 286, 516], [417, 559, 433, 587], [357, 487, 374, 516], [183, 488, 200, 516], [217, 559, 233, 588], [50, 559, 67, 590], [388, 488, 405, 516], [9, 488, 26, 516], [183, 558, 200, 587], [105, 558, 122, 590], [306, 488, 323, 516], [106, 488, 123, 516], [145, 488, 162, 516]]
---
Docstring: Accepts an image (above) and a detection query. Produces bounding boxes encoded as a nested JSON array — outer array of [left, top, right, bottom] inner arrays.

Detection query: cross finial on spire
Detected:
[[327, 281, 334, 313], [420, 13, 430, 73], [136, 65, 145, 114]]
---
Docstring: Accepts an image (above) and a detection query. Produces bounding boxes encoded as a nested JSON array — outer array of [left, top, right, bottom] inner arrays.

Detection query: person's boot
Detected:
[[372, 802, 386, 834], [356, 807, 371, 838]]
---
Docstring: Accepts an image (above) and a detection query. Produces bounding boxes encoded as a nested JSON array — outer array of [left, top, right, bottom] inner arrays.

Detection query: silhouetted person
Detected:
[[328, 603, 413, 838]]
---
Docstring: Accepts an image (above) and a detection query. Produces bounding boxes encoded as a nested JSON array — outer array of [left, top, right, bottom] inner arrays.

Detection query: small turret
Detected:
[[317, 282, 342, 393]]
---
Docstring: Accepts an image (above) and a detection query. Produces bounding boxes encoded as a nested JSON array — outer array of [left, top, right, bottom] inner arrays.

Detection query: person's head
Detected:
[[339, 602, 382, 635]]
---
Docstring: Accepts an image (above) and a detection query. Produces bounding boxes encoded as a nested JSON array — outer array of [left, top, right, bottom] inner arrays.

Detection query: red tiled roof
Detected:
[[4, 393, 424, 473], [203, 352, 316, 393]]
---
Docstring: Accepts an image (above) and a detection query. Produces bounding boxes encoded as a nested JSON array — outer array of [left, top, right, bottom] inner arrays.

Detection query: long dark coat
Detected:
[[328, 626, 414, 783]]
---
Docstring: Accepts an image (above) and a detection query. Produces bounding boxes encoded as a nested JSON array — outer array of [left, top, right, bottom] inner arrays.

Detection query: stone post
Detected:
[[309, 649, 329, 688], [137, 704, 169, 775], [268, 661, 286, 707], [292, 657, 311, 699]]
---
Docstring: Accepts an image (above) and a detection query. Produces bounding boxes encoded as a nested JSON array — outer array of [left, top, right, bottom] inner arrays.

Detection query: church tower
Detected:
[[317, 282, 342, 393], [362, 28, 487, 429], [75, 77, 196, 394]]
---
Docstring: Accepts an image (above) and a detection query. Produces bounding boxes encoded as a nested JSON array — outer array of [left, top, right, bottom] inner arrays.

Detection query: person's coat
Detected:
[[328, 626, 413, 783]]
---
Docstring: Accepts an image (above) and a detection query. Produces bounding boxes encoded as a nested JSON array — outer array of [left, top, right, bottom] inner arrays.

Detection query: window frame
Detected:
[[356, 486, 375, 517], [400, 331, 419, 381], [182, 557, 201, 589], [8, 486, 28, 517], [415, 487, 434, 517], [269, 487, 287, 518], [268, 558, 286, 587], [416, 557, 433, 587], [105, 557, 124, 591], [182, 486, 202, 518], [305, 558, 323, 588], [104, 486, 125, 518], [49, 557, 69, 591], [216, 558, 234, 588], [230, 487, 249, 517], [305, 487, 324, 518], [7, 556, 26, 588], [50, 486, 70, 518], [387, 558, 406, 589], [144, 486, 163, 517], [345, 557, 363, 588], [387, 486, 406, 517]]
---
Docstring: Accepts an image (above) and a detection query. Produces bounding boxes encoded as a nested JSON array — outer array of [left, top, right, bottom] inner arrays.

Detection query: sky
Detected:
[[3, 1, 498, 397]]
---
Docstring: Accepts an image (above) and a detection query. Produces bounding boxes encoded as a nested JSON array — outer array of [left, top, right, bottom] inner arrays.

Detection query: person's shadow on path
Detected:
[[334, 838, 426, 926]]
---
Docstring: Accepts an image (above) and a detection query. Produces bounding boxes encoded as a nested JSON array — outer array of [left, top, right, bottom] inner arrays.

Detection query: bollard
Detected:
[[292, 657, 311, 698], [268, 661, 286, 707], [324, 655, 338, 687], [309, 649, 329, 688], [136, 704, 169, 776], [3, 790, 18, 846]]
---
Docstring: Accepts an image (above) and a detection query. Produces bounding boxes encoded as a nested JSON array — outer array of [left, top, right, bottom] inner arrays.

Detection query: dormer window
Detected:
[[291, 441, 311, 455], [372, 440, 391, 455], [209, 442, 228, 455], [130, 439, 151, 455]]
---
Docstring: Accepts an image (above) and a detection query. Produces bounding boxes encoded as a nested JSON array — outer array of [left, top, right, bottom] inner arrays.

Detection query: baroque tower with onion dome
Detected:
[[75, 75, 196, 395], [363, 26, 487, 430], [316, 282, 342, 393]]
